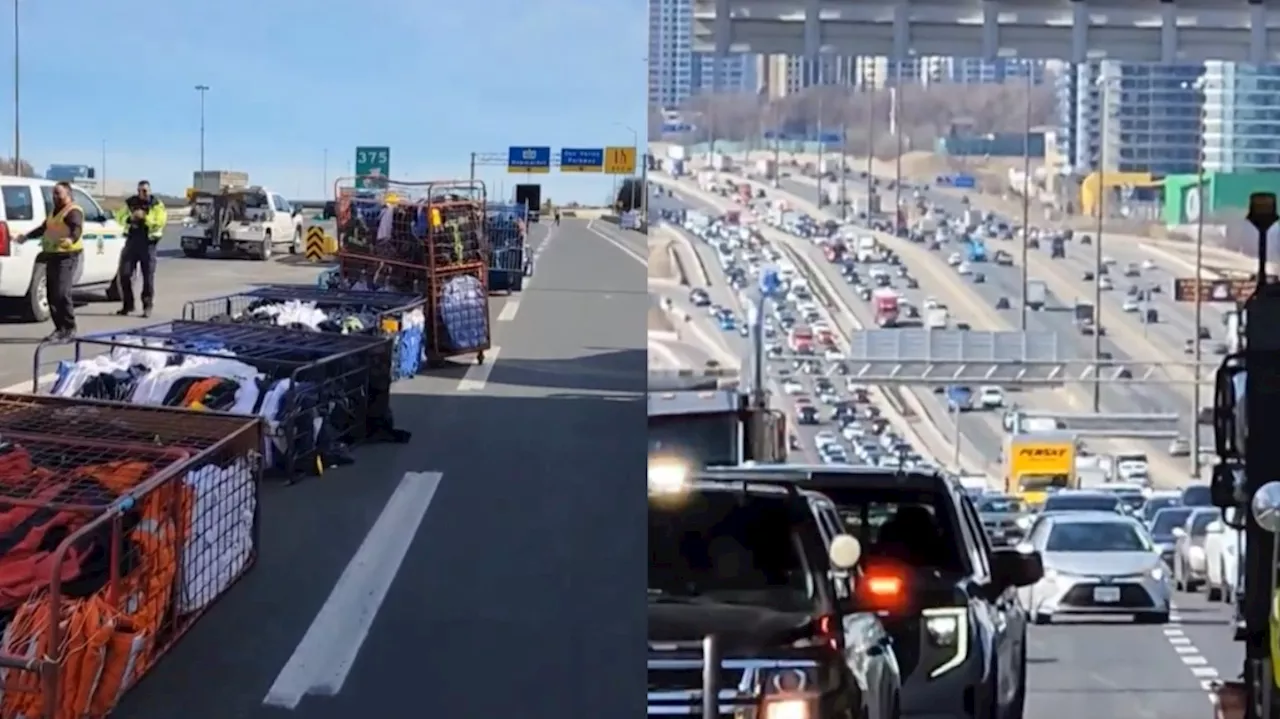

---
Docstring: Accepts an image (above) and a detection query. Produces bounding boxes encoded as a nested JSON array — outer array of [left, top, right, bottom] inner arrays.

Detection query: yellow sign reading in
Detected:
[[604, 146, 636, 175]]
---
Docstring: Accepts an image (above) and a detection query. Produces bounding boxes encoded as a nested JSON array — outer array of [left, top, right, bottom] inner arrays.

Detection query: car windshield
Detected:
[[647, 412, 742, 469], [1046, 521, 1149, 552], [649, 492, 815, 611], [977, 496, 1026, 514], [1043, 495, 1121, 513], [1152, 508, 1193, 535]]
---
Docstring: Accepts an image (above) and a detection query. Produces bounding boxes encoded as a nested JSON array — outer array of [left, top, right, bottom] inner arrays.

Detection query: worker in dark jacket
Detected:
[[15, 181, 83, 341], [112, 180, 168, 317]]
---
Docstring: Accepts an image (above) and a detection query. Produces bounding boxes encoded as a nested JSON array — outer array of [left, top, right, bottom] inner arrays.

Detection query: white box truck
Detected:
[[1026, 280, 1047, 311], [755, 158, 776, 178]]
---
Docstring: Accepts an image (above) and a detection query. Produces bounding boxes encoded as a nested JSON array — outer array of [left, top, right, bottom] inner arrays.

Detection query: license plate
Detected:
[[1093, 586, 1121, 603]]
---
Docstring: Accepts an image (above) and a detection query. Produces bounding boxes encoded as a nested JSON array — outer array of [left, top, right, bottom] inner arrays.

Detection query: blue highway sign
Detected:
[[763, 130, 789, 140], [560, 148, 604, 172], [817, 132, 843, 144], [507, 146, 552, 173], [662, 122, 693, 133]]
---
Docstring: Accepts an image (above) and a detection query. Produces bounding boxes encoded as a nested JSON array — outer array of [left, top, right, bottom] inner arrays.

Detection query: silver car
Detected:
[[1018, 512, 1171, 624]]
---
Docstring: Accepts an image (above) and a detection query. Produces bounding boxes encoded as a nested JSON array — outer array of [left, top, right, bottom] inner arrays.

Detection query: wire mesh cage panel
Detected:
[[35, 321, 394, 479], [427, 265, 492, 365], [332, 178, 489, 273], [181, 286, 427, 381], [486, 203, 531, 294], [0, 394, 262, 719]]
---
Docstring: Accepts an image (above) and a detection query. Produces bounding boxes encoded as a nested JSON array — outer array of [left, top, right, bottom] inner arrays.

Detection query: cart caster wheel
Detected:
[[477, 352, 486, 365]]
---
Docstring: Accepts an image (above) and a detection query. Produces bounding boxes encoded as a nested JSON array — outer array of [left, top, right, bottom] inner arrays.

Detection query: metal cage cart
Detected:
[[486, 202, 532, 294], [181, 285, 427, 381], [34, 321, 395, 479], [0, 393, 262, 719], [329, 177, 493, 367]]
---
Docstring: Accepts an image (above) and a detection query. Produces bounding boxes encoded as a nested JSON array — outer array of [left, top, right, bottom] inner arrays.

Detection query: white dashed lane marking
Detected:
[[1163, 605, 1226, 701]]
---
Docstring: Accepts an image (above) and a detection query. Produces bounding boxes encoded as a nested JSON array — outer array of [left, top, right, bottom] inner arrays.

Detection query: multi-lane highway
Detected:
[[111, 218, 647, 719], [750, 169, 1207, 486], [652, 161, 1242, 719]]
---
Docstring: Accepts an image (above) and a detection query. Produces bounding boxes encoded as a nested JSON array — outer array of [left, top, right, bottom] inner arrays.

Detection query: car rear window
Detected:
[[816, 485, 967, 574], [1, 185, 34, 221], [648, 413, 741, 468]]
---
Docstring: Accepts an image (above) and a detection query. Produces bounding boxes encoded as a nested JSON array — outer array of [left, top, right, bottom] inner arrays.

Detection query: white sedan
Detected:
[[782, 379, 805, 395], [947, 253, 962, 267], [978, 386, 1005, 408], [1121, 298, 1140, 313], [957, 261, 973, 276]]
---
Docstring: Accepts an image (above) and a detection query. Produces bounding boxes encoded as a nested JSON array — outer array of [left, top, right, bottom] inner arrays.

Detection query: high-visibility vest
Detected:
[[42, 202, 83, 253]]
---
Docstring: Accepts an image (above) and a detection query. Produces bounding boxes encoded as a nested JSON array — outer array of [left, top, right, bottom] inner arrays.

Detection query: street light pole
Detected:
[[1191, 77, 1207, 478], [194, 84, 209, 175], [893, 63, 904, 233], [1093, 73, 1107, 413], [1020, 68, 1032, 330], [12, 0, 20, 175]]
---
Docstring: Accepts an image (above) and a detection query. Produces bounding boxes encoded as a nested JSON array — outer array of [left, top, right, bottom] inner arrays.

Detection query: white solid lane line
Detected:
[[263, 470, 444, 709], [456, 346, 502, 392]]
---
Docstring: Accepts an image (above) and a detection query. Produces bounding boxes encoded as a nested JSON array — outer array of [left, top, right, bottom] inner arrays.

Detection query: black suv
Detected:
[[803, 467, 1042, 719], [648, 474, 902, 719]]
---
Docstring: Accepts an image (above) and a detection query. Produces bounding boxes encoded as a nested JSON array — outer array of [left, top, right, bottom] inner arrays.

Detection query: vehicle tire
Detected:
[[182, 246, 206, 258], [1208, 576, 1223, 602], [1137, 611, 1170, 624], [289, 226, 301, 254], [21, 264, 49, 323], [257, 232, 273, 261]]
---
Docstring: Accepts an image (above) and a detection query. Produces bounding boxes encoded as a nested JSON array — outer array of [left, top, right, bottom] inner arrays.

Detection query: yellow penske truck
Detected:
[[1004, 432, 1079, 506]]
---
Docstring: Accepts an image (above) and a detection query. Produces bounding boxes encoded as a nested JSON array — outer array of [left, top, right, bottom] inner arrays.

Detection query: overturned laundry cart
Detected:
[[181, 285, 426, 380], [35, 321, 406, 479], [0, 393, 262, 719]]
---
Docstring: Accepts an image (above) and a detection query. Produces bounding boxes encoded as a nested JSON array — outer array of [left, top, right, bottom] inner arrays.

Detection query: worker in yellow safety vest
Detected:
[[112, 180, 167, 317], [15, 181, 84, 341]]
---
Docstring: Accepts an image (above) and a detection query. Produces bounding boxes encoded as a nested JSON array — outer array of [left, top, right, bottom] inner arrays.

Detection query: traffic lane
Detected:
[[115, 251, 565, 719], [588, 217, 647, 263], [1051, 239, 1214, 359], [668, 222, 820, 462], [300, 214, 645, 718], [1168, 590, 1243, 688], [916, 238, 1210, 469], [0, 224, 333, 391], [1026, 619, 1217, 719], [789, 239, 1007, 467], [925, 239, 1183, 417]]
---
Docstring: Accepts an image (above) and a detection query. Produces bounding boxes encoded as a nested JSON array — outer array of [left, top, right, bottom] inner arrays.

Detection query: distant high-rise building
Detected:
[[648, 0, 756, 108], [1056, 60, 1203, 176], [1202, 61, 1280, 173]]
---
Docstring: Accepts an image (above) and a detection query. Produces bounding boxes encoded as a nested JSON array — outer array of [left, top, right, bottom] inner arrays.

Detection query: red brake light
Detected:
[[0, 222, 10, 256], [858, 566, 909, 613]]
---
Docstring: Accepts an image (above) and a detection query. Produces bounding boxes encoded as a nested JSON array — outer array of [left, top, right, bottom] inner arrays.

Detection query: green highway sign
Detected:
[[355, 146, 390, 187]]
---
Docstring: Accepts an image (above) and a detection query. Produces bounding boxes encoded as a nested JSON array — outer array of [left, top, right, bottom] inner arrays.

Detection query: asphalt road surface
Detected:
[[763, 173, 1205, 485], [114, 218, 646, 718]]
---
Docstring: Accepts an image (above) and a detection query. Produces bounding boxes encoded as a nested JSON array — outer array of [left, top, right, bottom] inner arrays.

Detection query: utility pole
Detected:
[[1020, 69, 1032, 330], [12, 0, 20, 175], [1191, 75, 1208, 478], [1093, 74, 1107, 413], [195, 84, 210, 175], [892, 62, 904, 234]]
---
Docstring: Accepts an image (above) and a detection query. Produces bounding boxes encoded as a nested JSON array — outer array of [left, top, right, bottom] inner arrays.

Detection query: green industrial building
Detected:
[[1163, 172, 1280, 225]]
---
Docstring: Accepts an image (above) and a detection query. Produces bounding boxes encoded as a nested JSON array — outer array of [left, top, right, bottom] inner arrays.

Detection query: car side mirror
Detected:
[[991, 546, 1042, 589], [1207, 521, 1224, 534], [1172, 527, 1187, 538]]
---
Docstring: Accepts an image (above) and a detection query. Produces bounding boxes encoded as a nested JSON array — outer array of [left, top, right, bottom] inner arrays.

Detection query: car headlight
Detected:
[[1150, 566, 1165, 581], [924, 607, 969, 677], [762, 698, 812, 719], [1015, 515, 1033, 530]]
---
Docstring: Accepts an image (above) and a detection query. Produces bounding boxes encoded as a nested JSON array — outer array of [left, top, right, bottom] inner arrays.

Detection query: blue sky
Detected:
[[8, 0, 645, 203]]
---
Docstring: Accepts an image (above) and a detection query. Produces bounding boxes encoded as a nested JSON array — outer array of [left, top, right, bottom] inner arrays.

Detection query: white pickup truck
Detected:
[[0, 175, 127, 321], [180, 187, 302, 261]]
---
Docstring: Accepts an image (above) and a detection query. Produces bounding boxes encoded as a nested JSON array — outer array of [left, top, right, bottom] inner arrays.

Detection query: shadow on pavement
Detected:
[[485, 347, 647, 393], [117, 387, 646, 719]]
